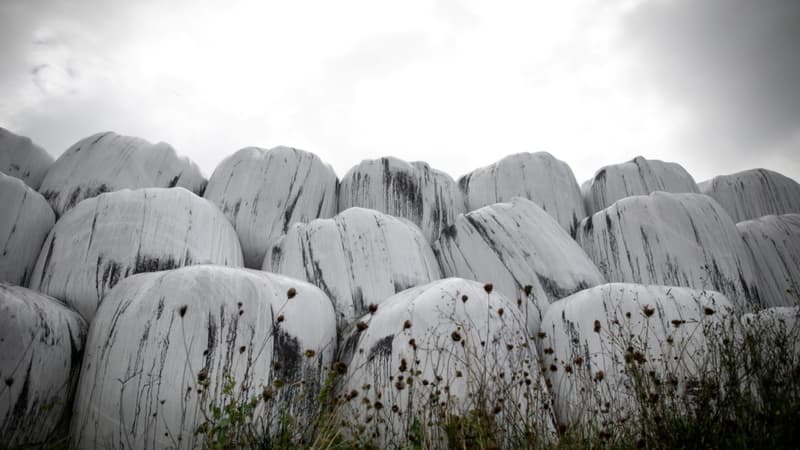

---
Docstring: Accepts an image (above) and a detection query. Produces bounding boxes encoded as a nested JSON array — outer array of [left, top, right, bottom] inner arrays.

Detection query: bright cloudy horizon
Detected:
[[1, 0, 799, 183]]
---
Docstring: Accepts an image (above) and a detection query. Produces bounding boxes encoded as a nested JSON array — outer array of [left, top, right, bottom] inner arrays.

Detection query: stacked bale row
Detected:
[[2, 128, 799, 447]]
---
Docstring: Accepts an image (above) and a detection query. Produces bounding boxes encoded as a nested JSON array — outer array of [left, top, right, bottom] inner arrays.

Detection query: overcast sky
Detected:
[[1, 0, 798, 183]]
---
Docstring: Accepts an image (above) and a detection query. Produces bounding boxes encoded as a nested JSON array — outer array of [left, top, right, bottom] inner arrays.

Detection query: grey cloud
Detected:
[[0, 2, 41, 91], [434, 0, 479, 31], [5, 88, 261, 178], [622, 0, 800, 180], [0, 0, 170, 94], [327, 30, 434, 79], [285, 30, 434, 152], [8, 92, 152, 157], [0, 0, 181, 157]]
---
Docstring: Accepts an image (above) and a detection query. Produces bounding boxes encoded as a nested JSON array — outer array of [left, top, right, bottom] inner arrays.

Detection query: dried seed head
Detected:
[[197, 368, 208, 382], [368, 303, 378, 313], [643, 305, 655, 317], [625, 351, 634, 364], [595, 370, 605, 382], [523, 285, 533, 296], [287, 287, 297, 299], [179, 305, 188, 317], [334, 361, 348, 374], [262, 385, 274, 401], [593, 320, 601, 333], [461, 295, 468, 303], [403, 319, 412, 330], [484, 283, 494, 294], [304, 349, 316, 358], [356, 321, 369, 332], [239, 346, 246, 353], [498, 308, 504, 317], [451, 331, 461, 342], [704, 307, 715, 315], [276, 314, 285, 323]]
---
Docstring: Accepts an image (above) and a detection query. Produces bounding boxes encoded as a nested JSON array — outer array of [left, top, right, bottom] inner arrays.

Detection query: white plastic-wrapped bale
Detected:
[[738, 215, 800, 307], [0, 283, 87, 447], [458, 152, 586, 236], [1, 173, 54, 285], [575, 192, 760, 309], [338, 278, 555, 448], [28, 188, 243, 322], [38, 132, 206, 217], [539, 283, 733, 429], [0, 127, 53, 190], [433, 197, 605, 335], [699, 168, 800, 223], [338, 157, 463, 242], [580, 178, 593, 214], [204, 146, 338, 268], [742, 306, 799, 330], [70, 266, 336, 450], [582, 156, 699, 215], [264, 207, 441, 330]]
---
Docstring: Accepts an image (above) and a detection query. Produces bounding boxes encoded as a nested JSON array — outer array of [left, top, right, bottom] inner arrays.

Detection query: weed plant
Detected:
[[11, 290, 799, 450]]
